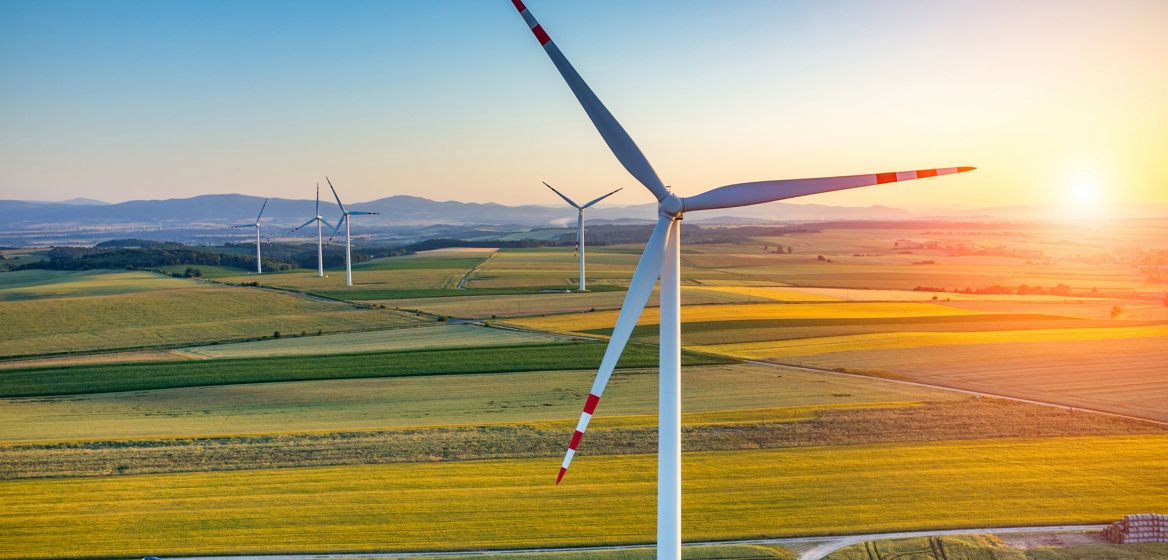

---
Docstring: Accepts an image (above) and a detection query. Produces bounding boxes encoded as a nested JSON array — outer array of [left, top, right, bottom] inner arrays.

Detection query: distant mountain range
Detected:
[[2, 194, 1166, 231]]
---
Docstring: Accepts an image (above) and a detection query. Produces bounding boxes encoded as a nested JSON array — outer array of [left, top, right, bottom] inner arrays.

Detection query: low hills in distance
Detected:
[[1, 193, 1166, 247]]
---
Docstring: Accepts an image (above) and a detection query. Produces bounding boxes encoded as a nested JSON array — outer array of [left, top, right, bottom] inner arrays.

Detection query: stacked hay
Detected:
[[1103, 513, 1168, 544]]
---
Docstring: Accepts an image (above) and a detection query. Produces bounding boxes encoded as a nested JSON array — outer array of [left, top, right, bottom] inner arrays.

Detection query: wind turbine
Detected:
[[509, 2, 975, 558], [231, 198, 269, 274], [543, 182, 621, 292], [290, 184, 333, 277], [326, 177, 379, 287]]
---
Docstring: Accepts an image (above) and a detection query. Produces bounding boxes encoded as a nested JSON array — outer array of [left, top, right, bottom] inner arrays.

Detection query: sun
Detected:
[[1069, 177, 1101, 207], [1064, 173, 1107, 220]]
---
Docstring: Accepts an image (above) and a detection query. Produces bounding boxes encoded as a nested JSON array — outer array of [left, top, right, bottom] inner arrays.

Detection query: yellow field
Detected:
[[3, 436, 1165, 559], [505, 302, 982, 333], [694, 325, 1168, 359]]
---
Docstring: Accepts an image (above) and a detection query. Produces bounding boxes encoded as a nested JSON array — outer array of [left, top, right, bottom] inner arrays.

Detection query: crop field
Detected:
[[176, 323, 569, 359], [2, 436, 1166, 559], [377, 287, 772, 319], [0, 284, 420, 358], [505, 301, 982, 334], [0, 363, 956, 441], [465, 247, 641, 288], [692, 325, 1168, 359], [771, 336, 1168, 422], [0, 341, 729, 398], [7, 397, 1163, 479], [0, 269, 192, 300]]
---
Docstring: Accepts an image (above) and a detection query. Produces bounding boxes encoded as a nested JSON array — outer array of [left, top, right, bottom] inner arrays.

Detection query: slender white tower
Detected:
[[543, 182, 620, 292], [326, 177, 379, 287], [510, 3, 974, 559], [232, 198, 268, 275], [291, 186, 332, 277]]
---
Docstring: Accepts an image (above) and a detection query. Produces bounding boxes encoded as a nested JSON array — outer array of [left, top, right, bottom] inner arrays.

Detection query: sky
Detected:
[[1, 0, 1166, 213]]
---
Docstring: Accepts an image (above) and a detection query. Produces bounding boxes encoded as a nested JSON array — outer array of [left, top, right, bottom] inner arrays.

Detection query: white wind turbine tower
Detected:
[[290, 184, 333, 277], [326, 177, 379, 287], [231, 198, 269, 274], [543, 182, 621, 292], [509, 2, 975, 558]]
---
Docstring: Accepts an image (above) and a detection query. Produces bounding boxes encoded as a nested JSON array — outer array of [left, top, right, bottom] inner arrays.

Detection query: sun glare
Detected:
[[1064, 173, 1107, 220]]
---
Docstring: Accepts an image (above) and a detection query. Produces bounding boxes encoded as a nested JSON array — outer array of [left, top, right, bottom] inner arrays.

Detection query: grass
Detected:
[[2, 436, 1165, 558], [176, 324, 569, 359], [0, 342, 731, 397], [6, 398, 1164, 479], [505, 302, 983, 334], [0, 284, 420, 358]]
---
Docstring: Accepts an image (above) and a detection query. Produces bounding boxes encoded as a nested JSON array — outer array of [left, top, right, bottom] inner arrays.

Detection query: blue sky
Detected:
[[1, 0, 1165, 211]]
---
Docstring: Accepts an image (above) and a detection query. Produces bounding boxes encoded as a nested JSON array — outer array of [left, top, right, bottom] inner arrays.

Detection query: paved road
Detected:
[[162, 524, 1103, 560]]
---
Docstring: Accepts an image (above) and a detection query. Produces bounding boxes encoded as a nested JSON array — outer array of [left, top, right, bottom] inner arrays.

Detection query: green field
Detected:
[[2, 436, 1165, 559], [176, 323, 569, 359], [0, 283, 420, 358], [0, 342, 730, 397], [0, 269, 193, 300]]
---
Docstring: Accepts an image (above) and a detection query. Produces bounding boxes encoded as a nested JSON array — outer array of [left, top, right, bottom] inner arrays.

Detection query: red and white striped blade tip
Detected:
[[556, 467, 567, 485]]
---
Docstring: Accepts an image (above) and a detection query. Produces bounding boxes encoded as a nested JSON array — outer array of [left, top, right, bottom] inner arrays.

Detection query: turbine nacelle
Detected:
[[659, 194, 683, 219]]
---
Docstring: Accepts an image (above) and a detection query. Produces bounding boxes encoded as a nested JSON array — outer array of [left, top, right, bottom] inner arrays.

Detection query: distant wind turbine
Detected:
[[326, 177, 379, 287], [509, 2, 975, 559], [543, 182, 620, 292], [290, 184, 333, 277], [231, 198, 269, 274]]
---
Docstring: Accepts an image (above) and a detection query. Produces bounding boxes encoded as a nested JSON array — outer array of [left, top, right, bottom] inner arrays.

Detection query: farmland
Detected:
[[0, 282, 420, 358], [0, 341, 728, 397], [0, 220, 1165, 559], [2, 436, 1166, 559]]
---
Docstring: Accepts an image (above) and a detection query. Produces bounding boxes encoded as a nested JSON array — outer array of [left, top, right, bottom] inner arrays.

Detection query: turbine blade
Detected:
[[256, 198, 269, 222], [320, 218, 335, 231], [581, 187, 622, 209], [315, 183, 320, 216], [290, 218, 315, 233], [513, 1, 669, 202], [557, 214, 671, 484], [349, 211, 378, 215], [543, 181, 580, 209], [682, 167, 975, 213], [332, 215, 346, 235], [326, 176, 347, 215], [231, 224, 253, 228]]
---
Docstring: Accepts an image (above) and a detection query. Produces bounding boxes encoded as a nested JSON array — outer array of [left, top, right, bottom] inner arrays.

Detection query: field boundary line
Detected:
[[743, 359, 1168, 427]]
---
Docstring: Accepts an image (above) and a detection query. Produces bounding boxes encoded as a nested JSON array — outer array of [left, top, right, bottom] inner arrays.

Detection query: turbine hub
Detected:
[[659, 194, 683, 219]]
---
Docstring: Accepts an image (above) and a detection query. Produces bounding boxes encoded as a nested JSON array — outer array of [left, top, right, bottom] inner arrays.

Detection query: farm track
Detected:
[[457, 249, 497, 290], [745, 360, 1168, 427], [157, 525, 1105, 560]]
